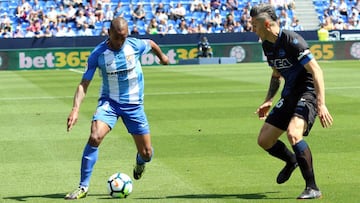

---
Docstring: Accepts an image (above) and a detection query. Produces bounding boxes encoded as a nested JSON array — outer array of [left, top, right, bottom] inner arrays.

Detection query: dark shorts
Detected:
[[265, 92, 317, 136]]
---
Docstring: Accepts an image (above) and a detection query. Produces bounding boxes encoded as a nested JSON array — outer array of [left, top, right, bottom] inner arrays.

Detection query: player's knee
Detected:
[[286, 129, 302, 145], [257, 136, 268, 149], [88, 133, 104, 146]]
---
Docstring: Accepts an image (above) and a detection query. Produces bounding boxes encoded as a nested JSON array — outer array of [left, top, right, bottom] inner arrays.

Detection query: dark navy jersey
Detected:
[[262, 29, 315, 98]]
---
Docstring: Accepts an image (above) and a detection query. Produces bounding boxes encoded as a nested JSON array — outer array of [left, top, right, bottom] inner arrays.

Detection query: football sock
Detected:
[[136, 147, 153, 165], [292, 140, 318, 190], [266, 140, 297, 164], [80, 143, 99, 187]]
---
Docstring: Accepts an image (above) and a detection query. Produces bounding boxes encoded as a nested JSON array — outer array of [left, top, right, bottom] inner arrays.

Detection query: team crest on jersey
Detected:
[[126, 54, 135, 67]]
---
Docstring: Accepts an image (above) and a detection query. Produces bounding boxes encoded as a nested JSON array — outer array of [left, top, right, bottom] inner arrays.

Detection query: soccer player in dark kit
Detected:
[[250, 3, 333, 199]]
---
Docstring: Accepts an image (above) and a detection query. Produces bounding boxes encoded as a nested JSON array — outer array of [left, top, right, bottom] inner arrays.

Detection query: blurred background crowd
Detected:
[[0, 0, 359, 38]]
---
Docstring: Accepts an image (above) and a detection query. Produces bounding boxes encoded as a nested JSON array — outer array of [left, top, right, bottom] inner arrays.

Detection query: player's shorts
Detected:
[[265, 92, 317, 136], [92, 98, 150, 135]]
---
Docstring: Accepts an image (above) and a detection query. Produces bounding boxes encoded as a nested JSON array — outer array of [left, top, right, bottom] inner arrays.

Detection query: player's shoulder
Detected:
[[91, 40, 109, 55]]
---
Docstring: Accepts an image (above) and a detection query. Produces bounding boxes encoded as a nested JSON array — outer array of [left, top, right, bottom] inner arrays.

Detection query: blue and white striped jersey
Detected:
[[83, 37, 152, 104]]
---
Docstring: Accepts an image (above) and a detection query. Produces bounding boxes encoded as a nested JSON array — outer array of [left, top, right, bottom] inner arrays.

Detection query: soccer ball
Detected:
[[107, 172, 133, 198]]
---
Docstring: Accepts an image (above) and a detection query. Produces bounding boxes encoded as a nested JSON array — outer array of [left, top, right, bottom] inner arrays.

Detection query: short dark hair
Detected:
[[250, 3, 278, 21]]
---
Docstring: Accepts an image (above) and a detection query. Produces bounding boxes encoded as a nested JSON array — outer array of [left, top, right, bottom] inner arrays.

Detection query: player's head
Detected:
[[250, 3, 279, 40], [108, 17, 129, 50]]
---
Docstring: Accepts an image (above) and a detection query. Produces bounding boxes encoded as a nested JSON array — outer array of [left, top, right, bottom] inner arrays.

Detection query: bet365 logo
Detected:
[[19, 51, 90, 69]]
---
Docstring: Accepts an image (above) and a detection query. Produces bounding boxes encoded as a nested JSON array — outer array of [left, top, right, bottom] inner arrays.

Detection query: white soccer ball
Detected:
[[107, 172, 133, 198]]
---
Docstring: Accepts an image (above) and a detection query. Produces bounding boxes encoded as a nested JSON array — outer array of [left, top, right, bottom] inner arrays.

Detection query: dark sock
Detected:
[[266, 140, 297, 164], [292, 140, 318, 190]]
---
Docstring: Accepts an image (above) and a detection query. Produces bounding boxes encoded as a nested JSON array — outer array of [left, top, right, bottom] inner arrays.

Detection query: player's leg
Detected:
[[65, 100, 116, 200], [65, 120, 111, 200], [120, 104, 152, 180], [258, 123, 298, 184], [259, 98, 298, 184], [288, 95, 321, 199], [132, 133, 153, 180]]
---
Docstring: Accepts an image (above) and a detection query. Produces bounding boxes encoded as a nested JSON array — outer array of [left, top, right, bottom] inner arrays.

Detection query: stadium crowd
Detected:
[[0, 0, 358, 38]]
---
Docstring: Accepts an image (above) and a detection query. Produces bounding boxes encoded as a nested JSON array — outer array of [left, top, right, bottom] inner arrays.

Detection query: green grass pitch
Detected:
[[0, 60, 359, 203]]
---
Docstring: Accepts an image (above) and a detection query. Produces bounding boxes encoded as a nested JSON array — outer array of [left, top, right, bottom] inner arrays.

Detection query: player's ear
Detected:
[[264, 20, 270, 28]]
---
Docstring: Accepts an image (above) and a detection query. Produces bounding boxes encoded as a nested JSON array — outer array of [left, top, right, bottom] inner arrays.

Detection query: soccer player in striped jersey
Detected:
[[65, 17, 169, 200], [250, 4, 333, 199]]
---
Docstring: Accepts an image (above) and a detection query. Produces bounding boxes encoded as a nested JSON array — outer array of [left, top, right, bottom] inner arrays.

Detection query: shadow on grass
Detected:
[[3, 191, 293, 201], [2, 193, 108, 201], [136, 191, 293, 200]]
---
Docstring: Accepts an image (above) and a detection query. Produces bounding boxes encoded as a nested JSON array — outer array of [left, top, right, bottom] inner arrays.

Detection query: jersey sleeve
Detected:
[[82, 50, 99, 81], [288, 33, 313, 66], [138, 39, 152, 55]]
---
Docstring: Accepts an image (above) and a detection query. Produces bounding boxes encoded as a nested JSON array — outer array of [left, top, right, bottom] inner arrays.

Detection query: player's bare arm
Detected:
[[149, 40, 169, 65], [304, 59, 333, 128], [67, 79, 91, 132], [256, 68, 281, 119]]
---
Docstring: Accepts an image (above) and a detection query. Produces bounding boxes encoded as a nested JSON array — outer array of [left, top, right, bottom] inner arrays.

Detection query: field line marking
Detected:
[[69, 68, 84, 74], [0, 86, 359, 101]]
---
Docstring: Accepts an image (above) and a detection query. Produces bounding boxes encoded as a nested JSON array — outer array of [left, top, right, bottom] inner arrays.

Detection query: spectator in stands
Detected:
[[55, 23, 67, 37], [76, 10, 88, 29], [157, 19, 168, 35], [43, 25, 53, 37], [338, 0, 348, 19], [279, 9, 291, 30], [233, 21, 244, 32], [0, 13, 11, 29], [24, 29, 35, 38], [13, 26, 24, 38], [146, 18, 159, 34], [87, 11, 97, 29], [317, 23, 329, 41], [66, 4, 77, 23], [290, 16, 304, 31], [1, 26, 12, 38], [169, 3, 186, 21], [132, 3, 146, 22], [243, 19, 252, 32], [323, 16, 335, 30], [197, 36, 213, 57], [223, 13, 236, 32], [206, 23, 214, 33], [78, 23, 93, 36], [155, 3, 168, 22], [326, 1, 340, 24], [104, 4, 114, 21], [114, 2, 125, 18], [188, 17, 199, 33], [355, 0, 360, 12], [334, 18, 346, 30], [94, 2, 105, 22], [346, 17, 356, 29], [57, 4, 68, 24], [65, 25, 77, 37], [225, 0, 239, 11], [167, 24, 178, 34], [155, 2, 167, 15], [210, 0, 223, 11], [15, 6, 28, 23], [211, 9, 223, 27], [47, 6, 58, 26], [130, 25, 140, 35], [178, 19, 189, 34], [32, 0, 42, 13], [190, 0, 206, 12]]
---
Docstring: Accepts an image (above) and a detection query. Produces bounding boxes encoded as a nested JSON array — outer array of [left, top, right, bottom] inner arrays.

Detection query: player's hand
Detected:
[[318, 105, 333, 128], [67, 108, 79, 132], [159, 54, 169, 65], [255, 101, 272, 120]]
